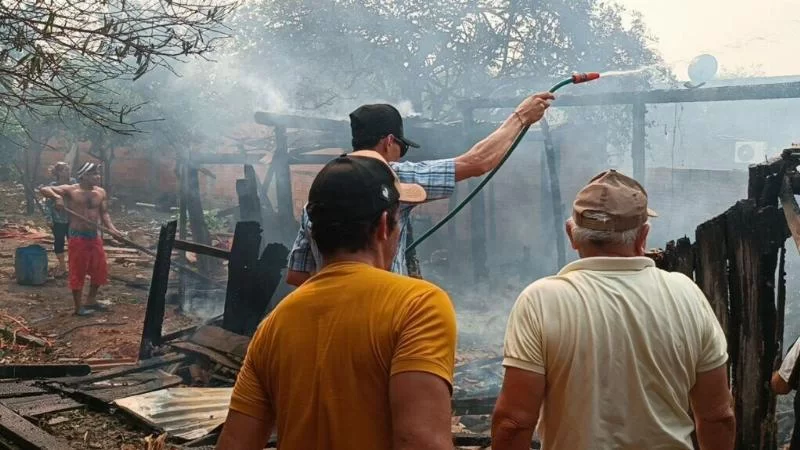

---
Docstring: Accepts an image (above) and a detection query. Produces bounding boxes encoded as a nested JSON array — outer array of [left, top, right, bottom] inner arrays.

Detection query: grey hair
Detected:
[[569, 212, 645, 248]]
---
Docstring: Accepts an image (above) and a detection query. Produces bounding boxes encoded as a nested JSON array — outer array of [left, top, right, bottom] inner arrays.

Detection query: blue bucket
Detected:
[[15, 244, 49, 286]]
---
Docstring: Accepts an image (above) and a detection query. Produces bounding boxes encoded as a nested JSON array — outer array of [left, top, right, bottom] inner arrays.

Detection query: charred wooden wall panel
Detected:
[[695, 215, 730, 354], [725, 201, 783, 450]]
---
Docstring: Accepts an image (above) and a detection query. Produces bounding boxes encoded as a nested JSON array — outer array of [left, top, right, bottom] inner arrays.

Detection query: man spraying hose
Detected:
[[286, 91, 555, 286], [40, 162, 124, 316]]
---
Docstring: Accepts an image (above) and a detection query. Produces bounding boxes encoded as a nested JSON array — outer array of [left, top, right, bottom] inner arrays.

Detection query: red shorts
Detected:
[[68, 236, 108, 290]]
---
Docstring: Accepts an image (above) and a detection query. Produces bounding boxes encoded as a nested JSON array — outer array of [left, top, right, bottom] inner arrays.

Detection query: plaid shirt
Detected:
[[288, 158, 456, 275]]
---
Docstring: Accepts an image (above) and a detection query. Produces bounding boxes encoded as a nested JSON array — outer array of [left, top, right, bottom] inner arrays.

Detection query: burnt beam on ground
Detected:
[[138, 221, 177, 360], [0, 365, 90, 379], [57, 354, 188, 387], [459, 81, 800, 110], [0, 402, 71, 449]]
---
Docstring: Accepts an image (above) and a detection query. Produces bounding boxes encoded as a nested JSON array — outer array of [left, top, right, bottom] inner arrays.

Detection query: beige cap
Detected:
[[349, 150, 427, 203], [572, 169, 658, 231]]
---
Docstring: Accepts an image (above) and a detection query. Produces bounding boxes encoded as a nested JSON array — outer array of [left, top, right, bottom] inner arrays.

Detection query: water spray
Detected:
[[405, 72, 602, 262]]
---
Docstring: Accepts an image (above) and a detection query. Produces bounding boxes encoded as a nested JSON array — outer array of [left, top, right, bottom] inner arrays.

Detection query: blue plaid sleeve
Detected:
[[287, 206, 317, 273], [390, 158, 456, 201]]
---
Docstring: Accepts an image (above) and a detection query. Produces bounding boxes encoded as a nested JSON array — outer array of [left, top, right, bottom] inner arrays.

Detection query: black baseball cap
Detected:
[[307, 151, 426, 224], [349, 104, 420, 151]]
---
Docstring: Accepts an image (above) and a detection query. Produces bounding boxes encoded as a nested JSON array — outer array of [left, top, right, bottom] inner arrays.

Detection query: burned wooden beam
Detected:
[[694, 215, 730, 354], [451, 433, 541, 449], [223, 221, 262, 335], [0, 365, 90, 379], [138, 221, 177, 360], [2, 394, 83, 418], [185, 168, 215, 276], [0, 325, 48, 347], [254, 111, 350, 133], [725, 200, 783, 449], [186, 153, 266, 165], [460, 81, 800, 110], [0, 402, 71, 449], [173, 240, 230, 260], [452, 396, 496, 416], [59, 354, 188, 387]]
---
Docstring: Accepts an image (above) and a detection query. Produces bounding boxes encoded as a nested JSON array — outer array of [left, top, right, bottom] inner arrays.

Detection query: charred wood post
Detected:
[[273, 126, 296, 243], [694, 215, 730, 365], [185, 167, 214, 276], [725, 200, 785, 450], [540, 118, 566, 270], [138, 221, 177, 360], [223, 221, 262, 335], [631, 102, 646, 184], [236, 165, 262, 224]]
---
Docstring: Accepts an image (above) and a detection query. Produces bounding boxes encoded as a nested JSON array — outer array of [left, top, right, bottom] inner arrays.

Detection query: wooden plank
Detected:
[[254, 111, 349, 133], [540, 117, 566, 269], [236, 166, 262, 224], [0, 382, 46, 399], [80, 374, 182, 404], [0, 325, 48, 347], [59, 354, 188, 386], [451, 433, 541, 448], [673, 236, 694, 279], [632, 102, 646, 185], [273, 126, 296, 239], [0, 402, 71, 449], [725, 201, 781, 450], [139, 221, 177, 360], [170, 341, 242, 372], [0, 365, 90, 379], [223, 222, 262, 335], [694, 215, 730, 352], [459, 80, 800, 109], [452, 396, 496, 416], [173, 240, 230, 261], [187, 153, 266, 165], [2, 394, 83, 417], [186, 168, 215, 276]]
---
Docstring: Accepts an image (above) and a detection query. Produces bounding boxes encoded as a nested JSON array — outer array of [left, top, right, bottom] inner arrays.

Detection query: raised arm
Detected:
[[453, 92, 554, 181], [39, 184, 71, 204]]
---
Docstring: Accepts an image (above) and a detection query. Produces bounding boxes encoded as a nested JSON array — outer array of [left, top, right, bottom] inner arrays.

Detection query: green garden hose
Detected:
[[406, 73, 600, 255]]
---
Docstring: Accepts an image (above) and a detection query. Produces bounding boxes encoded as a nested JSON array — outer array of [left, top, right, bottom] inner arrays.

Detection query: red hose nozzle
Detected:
[[572, 72, 601, 84]]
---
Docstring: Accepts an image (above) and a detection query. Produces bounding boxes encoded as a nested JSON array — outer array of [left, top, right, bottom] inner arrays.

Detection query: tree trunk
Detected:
[[22, 145, 43, 215]]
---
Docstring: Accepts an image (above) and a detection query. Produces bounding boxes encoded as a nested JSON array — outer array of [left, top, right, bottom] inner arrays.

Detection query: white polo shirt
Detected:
[[504, 256, 728, 450], [779, 338, 800, 382]]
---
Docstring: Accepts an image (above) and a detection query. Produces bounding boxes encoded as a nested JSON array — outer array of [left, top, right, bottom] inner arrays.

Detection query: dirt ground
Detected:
[[0, 181, 201, 449]]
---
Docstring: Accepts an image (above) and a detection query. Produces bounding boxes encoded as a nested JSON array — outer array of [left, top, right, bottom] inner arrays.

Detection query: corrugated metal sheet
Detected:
[[114, 387, 233, 441]]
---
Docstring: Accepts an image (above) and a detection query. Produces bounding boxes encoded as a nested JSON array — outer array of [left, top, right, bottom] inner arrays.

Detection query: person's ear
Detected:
[[565, 219, 578, 250], [635, 223, 650, 256], [376, 211, 390, 241]]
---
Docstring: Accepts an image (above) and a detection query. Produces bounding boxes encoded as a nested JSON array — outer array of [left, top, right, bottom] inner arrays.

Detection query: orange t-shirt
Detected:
[[229, 261, 457, 449]]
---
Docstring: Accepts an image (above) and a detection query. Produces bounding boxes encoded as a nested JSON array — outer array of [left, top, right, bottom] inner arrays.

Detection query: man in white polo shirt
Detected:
[[772, 337, 800, 448], [491, 170, 735, 450]]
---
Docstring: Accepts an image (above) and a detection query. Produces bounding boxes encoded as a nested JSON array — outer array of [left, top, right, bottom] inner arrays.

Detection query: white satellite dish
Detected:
[[688, 54, 718, 85]]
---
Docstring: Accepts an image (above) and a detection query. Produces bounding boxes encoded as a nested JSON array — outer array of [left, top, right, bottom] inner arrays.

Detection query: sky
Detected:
[[618, 0, 800, 79]]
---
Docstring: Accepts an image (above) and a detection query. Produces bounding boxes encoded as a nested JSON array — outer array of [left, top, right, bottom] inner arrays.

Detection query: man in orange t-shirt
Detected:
[[217, 151, 458, 450]]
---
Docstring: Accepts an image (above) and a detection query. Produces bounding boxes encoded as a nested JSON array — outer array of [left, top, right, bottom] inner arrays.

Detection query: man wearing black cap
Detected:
[[219, 152, 457, 450], [287, 92, 554, 286]]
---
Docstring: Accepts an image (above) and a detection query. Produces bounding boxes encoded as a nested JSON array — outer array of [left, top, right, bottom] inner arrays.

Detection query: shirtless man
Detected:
[[40, 162, 123, 316]]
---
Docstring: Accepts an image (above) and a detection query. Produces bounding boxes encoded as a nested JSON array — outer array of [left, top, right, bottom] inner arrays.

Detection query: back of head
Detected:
[[568, 169, 657, 257], [307, 152, 425, 263]]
